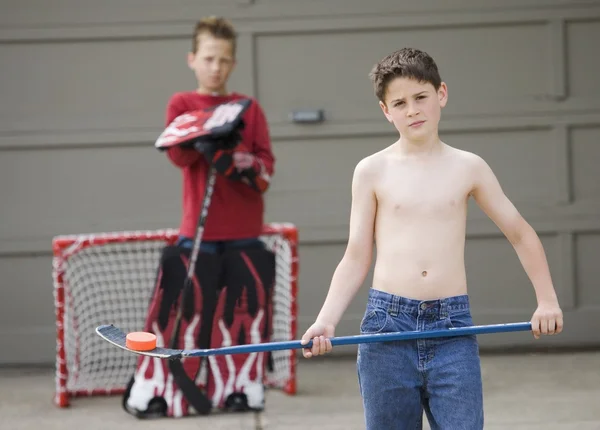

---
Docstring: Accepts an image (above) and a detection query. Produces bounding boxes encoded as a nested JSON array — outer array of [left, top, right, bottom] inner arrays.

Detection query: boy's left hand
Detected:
[[530, 302, 563, 339]]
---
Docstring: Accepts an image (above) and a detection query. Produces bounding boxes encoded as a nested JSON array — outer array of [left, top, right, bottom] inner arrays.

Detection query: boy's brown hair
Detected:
[[369, 48, 442, 103], [191, 16, 237, 56]]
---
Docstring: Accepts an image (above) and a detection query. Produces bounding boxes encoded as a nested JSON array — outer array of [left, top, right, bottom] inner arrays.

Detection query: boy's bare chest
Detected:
[[377, 165, 472, 215]]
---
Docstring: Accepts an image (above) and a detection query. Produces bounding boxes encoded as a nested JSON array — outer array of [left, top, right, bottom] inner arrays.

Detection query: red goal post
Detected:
[[52, 223, 298, 408]]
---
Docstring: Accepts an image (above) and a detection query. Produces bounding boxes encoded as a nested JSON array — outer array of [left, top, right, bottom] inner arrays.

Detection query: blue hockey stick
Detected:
[[96, 322, 531, 360]]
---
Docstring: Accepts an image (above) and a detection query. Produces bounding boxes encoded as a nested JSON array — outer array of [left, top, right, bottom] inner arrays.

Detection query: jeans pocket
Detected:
[[447, 309, 474, 329], [360, 308, 390, 334]]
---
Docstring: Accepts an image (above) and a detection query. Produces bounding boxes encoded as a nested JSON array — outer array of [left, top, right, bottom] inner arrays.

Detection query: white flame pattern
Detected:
[[126, 311, 265, 416]]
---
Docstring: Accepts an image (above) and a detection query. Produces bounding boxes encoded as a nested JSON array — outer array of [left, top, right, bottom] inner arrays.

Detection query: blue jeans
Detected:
[[175, 235, 264, 254], [357, 289, 484, 430]]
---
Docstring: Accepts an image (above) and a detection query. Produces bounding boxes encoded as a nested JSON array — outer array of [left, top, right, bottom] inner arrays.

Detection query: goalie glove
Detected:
[[238, 159, 271, 193], [203, 146, 240, 180], [155, 98, 252, 151], [201, 144, 271, 193]]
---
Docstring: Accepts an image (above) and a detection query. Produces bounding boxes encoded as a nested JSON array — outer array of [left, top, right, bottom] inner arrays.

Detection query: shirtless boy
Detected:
[[300, 48, 563, 429]]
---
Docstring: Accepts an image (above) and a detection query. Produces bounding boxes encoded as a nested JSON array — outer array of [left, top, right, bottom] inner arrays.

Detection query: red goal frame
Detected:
[[52, 224, 298, 408]]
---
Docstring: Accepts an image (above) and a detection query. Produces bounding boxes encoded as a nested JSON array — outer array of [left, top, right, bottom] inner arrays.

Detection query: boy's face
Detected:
[[379, 77, 448, 141], [187, 33, 236, 94]]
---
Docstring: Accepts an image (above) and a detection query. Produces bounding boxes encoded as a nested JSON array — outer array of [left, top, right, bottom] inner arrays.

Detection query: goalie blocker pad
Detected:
[[122, 244, 275, 418], [155, 98, 252, 151]]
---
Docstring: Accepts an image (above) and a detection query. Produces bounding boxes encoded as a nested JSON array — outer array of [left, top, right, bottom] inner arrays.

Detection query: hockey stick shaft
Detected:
[[179, 321, 532, 358], [185, 165, 217, 280], [166, 164, 217, 415], [170, 164, 217, 345]]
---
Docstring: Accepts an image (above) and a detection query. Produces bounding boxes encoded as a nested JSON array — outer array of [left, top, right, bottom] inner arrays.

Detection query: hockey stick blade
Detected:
[[96, 325, 182, 359], [97, 322, 531, 360]]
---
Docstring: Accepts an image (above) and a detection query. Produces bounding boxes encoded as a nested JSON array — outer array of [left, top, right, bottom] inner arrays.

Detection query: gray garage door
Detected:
[[1, 0, 600, 364]]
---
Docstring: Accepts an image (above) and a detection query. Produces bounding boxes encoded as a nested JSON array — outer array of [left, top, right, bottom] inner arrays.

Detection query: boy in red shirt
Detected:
[[125, 17, 276, 415], [165, 17, 274, 252]]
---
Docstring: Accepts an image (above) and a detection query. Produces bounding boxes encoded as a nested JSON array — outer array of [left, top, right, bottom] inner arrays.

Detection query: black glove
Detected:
[[195, 130, 244, 180], [192, 127, 243, 154]]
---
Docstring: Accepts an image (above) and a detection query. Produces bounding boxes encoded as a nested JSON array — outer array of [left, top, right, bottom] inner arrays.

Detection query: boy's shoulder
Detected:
[[230, 91, 258, 101], [443, 143, 488, 168], [441, 144, 495, 190], [354, 145, 393, 175]]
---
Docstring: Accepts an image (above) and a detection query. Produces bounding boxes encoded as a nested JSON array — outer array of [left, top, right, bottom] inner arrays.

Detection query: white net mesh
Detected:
[[53, 225, 297, 405]]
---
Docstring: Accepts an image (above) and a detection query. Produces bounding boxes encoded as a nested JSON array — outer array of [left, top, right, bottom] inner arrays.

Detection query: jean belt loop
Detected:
[[440, 299, 448, 319], [389, 295, 399, 316]]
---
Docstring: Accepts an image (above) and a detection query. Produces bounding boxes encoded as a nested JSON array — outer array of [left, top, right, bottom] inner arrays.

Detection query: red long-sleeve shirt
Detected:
[[164, 91, 275, 240]]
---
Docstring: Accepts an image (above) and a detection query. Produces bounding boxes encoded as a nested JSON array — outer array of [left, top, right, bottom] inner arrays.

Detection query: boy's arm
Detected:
[[301, 158, 378, 356], [236, 103, 275, 192], [470, 155, 563, 339], [164, 93, 202, 168]]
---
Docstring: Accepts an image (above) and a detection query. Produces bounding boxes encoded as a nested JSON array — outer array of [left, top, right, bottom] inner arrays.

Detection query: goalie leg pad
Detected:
[[123, 245, 221, 418], [206, 247, 276, 411]]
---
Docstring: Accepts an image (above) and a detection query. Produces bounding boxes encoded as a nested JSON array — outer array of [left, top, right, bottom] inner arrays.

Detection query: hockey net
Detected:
[[52, 223, 298, 408]]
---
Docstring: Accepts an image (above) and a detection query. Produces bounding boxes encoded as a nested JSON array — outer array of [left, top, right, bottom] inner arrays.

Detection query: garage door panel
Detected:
[[465, 234, 560, 310], [296, 243, 375, 329], [566, 19, 600, 100], [265, 135, 392, 232], [256, 23, 550, 125], [0, 255, 54, 329], [0, 146, 181, 251], [571, 126, 600, 204], [265, 189, 352, 236], [445, 129, 558, 208], [268, 136, 393, 192], [0, 38, 199, 133], [575, 233, 600, 308], [0, 255, 56, 364]]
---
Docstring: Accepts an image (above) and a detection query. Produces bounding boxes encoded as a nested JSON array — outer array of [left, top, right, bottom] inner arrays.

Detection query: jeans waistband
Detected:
[[366, 288, 470, 317]]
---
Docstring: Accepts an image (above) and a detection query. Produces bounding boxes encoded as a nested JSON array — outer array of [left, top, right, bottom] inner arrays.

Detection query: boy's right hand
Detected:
[[300, 322, 335, 359]]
